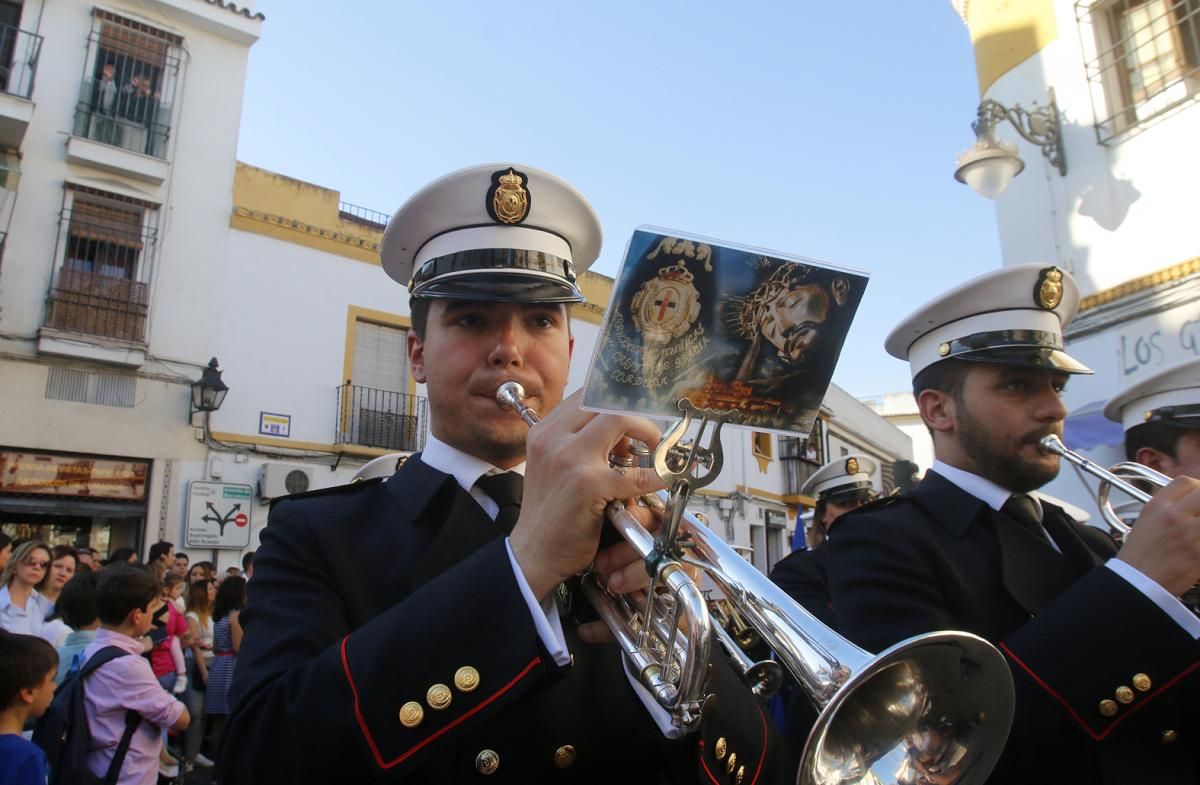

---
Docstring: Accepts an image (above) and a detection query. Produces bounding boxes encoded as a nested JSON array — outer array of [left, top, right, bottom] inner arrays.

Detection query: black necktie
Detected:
[[1002, 493, 1043, 531], [476, 472, 524, 534]]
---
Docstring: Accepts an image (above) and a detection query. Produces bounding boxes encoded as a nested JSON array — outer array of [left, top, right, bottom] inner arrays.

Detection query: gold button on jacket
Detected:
[[475, 749, 500, 775], [714, 737, 727, 760], [1099, 699, 1118, 717], [427, 683, 452, 710], [736, 764, 746, 785], [1162, 729, 1179, 745], [725, 752, 737, 774], [553, 744, 576, 769], [1133, 673, 1152, 692], [1115, 686, 1134, 704], [454, 666, 480, 693], [398, 701, 424, 728]]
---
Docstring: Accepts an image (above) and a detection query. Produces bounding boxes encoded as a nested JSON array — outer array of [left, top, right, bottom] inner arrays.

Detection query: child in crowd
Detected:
[[82, 564, 188, 784], [0, 631, 58, 785], [53, 571, 101, 685]]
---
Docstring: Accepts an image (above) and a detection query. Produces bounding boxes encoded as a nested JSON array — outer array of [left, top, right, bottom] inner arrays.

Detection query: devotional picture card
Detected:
[[583, 227, 868, 435]]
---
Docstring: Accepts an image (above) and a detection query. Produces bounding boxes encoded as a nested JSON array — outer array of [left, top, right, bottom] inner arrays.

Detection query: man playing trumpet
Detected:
[[218, 164, 788, 784], [826, 265, 1200, 784]]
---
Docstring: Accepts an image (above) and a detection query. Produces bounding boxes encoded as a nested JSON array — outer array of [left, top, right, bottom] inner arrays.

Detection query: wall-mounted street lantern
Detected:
[[189, 357, 229, 424], [955, 88, 1067, 199]]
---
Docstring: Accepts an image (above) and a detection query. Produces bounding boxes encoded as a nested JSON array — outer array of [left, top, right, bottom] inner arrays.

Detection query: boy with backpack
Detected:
[[0, 631, 58, 785], [73, 565, 188, 784]]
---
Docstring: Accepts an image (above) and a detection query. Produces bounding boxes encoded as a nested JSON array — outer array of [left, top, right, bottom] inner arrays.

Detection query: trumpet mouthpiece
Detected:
[[496, 381, 526, 410], [1038, 434, 1065, 455]]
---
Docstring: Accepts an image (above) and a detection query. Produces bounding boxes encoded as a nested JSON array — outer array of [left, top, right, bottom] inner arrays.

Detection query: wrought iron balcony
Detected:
[[44, 267, 149, 343], [335, 383, 428, 452], [780, 431, 824, 497], [0, 23, 42, 99]]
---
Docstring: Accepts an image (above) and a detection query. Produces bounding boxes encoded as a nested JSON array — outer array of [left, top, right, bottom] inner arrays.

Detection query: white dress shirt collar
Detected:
[[421, 433, 525, 494], [931, 459, 1044, 518]]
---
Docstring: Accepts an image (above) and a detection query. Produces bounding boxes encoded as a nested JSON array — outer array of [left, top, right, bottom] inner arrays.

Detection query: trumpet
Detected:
[[1037, 435, 1170, 535], [497, 381, 1015, 785]]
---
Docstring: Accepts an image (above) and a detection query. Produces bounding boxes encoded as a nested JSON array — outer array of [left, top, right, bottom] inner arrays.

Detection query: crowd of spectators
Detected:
[[0, 538, 253, 784]]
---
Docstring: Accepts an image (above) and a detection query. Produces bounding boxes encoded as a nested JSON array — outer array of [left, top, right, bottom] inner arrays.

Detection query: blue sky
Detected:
[[236, 1, 1004, 398]]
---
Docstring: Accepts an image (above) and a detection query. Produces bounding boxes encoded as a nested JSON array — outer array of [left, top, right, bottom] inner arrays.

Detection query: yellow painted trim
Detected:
[[751, 432, 773, 473], [1078, 257, 1200, 312], [209, 431, 396, 458], [964, 0, 1058, 93], [231, 208, 381, 264], [737, 484, 788, 503], [784, 493, 815, 508], [569, 271, 615, 326]]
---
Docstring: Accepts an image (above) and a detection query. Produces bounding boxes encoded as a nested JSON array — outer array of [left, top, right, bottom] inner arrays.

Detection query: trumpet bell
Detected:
[[801, 632, 1013, 785]]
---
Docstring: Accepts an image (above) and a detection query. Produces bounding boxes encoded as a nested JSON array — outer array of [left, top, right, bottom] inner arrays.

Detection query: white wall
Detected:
[[982, 3, 1200, 297]]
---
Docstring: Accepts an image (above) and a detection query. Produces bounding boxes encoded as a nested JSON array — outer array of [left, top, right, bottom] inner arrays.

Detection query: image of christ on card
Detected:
[[584, 227, 868, 434]]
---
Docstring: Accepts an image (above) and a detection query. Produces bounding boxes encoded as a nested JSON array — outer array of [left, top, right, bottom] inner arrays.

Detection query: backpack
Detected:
[[32, 645, 143, 785]]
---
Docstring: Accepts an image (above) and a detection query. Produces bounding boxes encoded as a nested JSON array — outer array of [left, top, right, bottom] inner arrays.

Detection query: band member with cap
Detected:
[[766, 455, 877, 763], [769, 454, 879, 627], [1105, 356, 1200, 481], [219, 164, 788, 784], [825, 263, 1200, 784]]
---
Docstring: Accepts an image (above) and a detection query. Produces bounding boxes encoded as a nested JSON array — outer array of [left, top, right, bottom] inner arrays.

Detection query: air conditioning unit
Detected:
[[258, 463, 314, 500]]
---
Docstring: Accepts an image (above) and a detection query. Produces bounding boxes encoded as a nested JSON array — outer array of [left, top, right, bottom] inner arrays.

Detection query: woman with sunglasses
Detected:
[[0, 541, 52, 636]]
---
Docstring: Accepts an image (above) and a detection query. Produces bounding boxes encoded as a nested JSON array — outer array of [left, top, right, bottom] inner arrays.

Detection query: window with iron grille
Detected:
[[1078, 0, 1200, 140], [335, 320, 427, 450], [72, 10, 183, 158], [44, 187, 158, 344]]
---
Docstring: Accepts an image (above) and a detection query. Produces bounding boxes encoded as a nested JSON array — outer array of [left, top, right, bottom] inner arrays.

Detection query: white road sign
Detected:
[[186, 482, 254, 549]]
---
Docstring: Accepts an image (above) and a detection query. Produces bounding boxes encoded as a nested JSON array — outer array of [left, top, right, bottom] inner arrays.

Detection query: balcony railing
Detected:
[[780, 433, 823, 497], [338, 201, 390, 230], [44, 267, 149, 343], [0, 23, 43, 99], [335, 384, 428, 452], [73, 79, 171, 157]]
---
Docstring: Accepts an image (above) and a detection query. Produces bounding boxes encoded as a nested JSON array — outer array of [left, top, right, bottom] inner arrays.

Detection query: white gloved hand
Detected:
[[173, 673, 188, 694]]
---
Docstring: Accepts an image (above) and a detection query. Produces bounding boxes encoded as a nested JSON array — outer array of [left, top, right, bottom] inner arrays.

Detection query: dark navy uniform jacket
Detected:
[[769, 544, 834, 630], [827, 470, 1200, 785], [218, 455, 788, 784]]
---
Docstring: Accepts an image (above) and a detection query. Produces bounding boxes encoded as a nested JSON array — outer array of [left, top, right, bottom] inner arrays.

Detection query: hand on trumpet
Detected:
[[1115, 474, 1200, 596], [509, 389, 667, 609]]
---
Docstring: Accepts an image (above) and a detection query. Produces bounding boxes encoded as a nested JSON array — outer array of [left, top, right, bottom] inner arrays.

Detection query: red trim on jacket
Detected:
[[339, 635, 542, 769], [697, 739, 723, 785], [748, 702, 768, 785], [1001, 641, 1200, 741], [695, 703, 771, 785]]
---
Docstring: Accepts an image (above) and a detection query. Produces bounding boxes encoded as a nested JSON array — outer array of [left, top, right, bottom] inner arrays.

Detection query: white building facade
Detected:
[[0, 1, 912, 574], [952, 0, 1200, 519], [0, 0, 261, 563]]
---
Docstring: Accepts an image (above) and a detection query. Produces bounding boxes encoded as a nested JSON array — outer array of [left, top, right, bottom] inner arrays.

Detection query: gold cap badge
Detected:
[[1035, 267, 1064, 310], [845, 457, 859, 475], [487, 167, 530, 225]]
